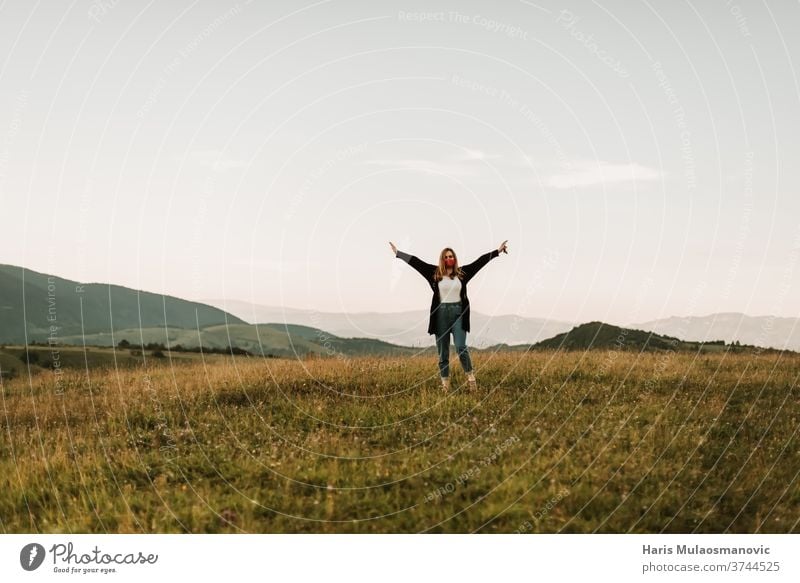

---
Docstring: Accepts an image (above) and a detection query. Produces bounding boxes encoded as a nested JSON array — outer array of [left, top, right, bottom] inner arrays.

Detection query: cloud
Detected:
[[547, 160, 663, 189]]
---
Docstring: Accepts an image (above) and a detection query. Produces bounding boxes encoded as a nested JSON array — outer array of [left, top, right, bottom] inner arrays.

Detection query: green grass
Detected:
[[1, 349, 797, 533], [0, 345, 241, 373]]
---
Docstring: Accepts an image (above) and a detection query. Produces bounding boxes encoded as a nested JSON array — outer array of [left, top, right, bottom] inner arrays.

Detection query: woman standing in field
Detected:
[[389, 240, 508, 391]]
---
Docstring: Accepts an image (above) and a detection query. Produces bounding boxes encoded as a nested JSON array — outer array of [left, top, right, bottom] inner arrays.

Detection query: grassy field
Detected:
[[1, 348, 797, 533], [0, 345, 241, 381]]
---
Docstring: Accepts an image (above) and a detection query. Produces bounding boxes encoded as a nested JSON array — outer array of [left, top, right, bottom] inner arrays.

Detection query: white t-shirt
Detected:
[[438, 275, 462, 303]]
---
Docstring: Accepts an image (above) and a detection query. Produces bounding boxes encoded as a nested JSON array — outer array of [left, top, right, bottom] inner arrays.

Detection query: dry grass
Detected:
[[1, 349, 797, 533]]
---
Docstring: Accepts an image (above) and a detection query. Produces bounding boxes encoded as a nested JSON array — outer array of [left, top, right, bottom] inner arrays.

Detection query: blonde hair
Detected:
[[434, 247, 465, 282]]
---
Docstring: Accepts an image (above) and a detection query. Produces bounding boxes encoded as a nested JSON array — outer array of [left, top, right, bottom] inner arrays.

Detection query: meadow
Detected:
[[1, 348, 797, 533]]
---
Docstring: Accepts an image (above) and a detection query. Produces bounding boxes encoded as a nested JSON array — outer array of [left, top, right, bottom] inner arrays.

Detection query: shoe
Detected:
[[466, 372, 477, 390], [441, 377, 450, 391]]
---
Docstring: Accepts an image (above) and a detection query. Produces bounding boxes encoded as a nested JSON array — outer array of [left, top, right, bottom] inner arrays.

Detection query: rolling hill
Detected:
[[629, 312, 800, 352], [4, 265, 793, 362], [201, 298, 576, 348], [56, 323, 420, 358], [0, 265, 423, 363], [523, 321, 781, 354], [0, 264, 246, 344]]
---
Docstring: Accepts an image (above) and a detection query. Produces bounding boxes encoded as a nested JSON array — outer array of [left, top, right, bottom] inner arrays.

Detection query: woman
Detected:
[[389, 240, 508, 391]]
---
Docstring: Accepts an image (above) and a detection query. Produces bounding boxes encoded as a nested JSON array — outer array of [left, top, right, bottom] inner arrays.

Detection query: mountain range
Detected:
[[200, 298, 576, 349], [1, 264, 797, 355], [0, 264, 415, 357], [204, 298, 800, 352], [627, 313, 800, 352]]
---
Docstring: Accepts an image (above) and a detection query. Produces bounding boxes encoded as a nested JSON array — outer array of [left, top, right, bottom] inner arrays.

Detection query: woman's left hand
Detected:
[[497, 240, 509, 254]]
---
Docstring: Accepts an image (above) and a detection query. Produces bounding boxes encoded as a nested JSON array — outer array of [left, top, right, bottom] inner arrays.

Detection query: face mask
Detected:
[[444, 257, 455, 267]]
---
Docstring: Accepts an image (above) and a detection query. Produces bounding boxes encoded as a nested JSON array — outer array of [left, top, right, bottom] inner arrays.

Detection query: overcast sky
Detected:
[[1, 0, 798, 325]]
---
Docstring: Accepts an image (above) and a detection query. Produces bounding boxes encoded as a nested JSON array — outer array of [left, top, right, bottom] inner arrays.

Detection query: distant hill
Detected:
[[532, 321, 684, 351], [57, 323, 420, 358], [0, 264, 245, 344], [6, 265, 795, 360], [0, 265, 430, 358], [629, 312, 800, 352], [201, 298, 576, 348], [521, 321, 779, 353]]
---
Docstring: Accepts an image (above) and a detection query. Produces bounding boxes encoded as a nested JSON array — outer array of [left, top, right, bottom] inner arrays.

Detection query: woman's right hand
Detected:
[[389, 241, 398, 256]]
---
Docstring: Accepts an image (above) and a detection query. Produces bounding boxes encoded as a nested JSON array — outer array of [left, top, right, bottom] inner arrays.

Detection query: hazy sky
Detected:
[[1, 0, 798, 325]]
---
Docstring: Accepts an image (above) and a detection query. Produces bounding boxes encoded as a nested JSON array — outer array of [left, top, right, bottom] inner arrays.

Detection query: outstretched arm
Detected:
[[462, 249, 499, 279], [462, 240, 508, 280], [390, 241, 436, 281], [396, 250, 437, 281]]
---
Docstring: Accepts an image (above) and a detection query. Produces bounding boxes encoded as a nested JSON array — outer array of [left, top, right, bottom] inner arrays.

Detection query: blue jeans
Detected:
[[435, 301, 473, 378]]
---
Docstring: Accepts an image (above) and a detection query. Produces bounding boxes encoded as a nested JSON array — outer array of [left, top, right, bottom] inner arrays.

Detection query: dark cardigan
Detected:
[[395, 248, 501, 335]]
